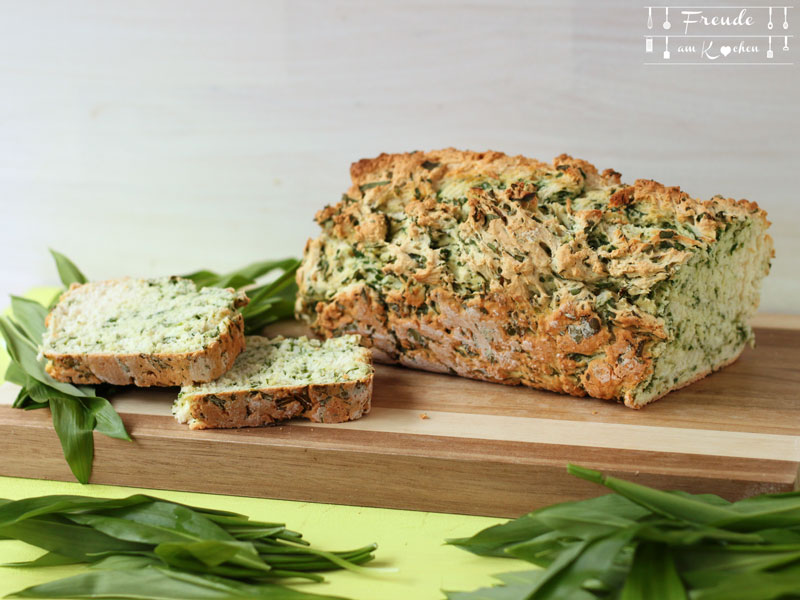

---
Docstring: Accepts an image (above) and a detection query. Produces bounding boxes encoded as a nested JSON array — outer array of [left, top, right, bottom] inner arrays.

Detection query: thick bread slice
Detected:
[[296, 149, 774, 408], [173, 335, 373, 429], [42, 277, 249, 387]]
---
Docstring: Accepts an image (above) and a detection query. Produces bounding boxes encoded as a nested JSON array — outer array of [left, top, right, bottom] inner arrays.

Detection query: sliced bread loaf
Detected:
[[42, 276, 249, 386], [173, 335, 373, 429]]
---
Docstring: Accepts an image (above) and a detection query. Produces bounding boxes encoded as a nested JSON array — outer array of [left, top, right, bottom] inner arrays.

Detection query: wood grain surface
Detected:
[[0, 323, 797, 517]]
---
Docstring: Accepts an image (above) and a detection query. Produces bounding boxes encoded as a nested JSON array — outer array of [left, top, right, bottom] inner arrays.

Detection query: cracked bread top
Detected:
[[299, 149, 771, 334], [296, 148, 773, 406]]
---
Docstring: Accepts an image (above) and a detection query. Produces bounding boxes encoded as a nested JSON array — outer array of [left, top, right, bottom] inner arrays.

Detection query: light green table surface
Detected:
[[0, 476, 526, 600], [0, 288, 529, 599]]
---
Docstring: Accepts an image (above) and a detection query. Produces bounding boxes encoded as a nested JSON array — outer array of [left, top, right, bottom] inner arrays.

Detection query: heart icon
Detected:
[[720, 45, 732, 57]]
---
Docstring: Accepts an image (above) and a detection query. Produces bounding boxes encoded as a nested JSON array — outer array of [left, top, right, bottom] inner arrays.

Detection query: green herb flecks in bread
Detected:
[[296, 149, 773, 408], [174, 335, 373, 429], [42, 276, 249, 387]]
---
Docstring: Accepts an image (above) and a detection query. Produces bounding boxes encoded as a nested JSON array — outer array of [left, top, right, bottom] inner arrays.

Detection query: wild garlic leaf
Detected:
[[89, 553, 162, 570], [9, 296, 48, 342], [5, 361, 30, 387], [686, 567, 800, 600], [215, 259, 299, 289], [679, 547, 800, 584], [83, 395, 131, 441], [0, 516, 147, 561], [0, 316, 91, 397], [449, 465, 800, 599], [48, 396, 95, 484], [620, 542, 687, 600], [0, 494, 153, 527], [66, 512, 212, 546], [534, 505, 639, 539], [7, 565, 350, 600], [3, 551, 81, 568], [155, 540, 272, 575], [100, 501, 234, 541], [567, 464, 736, 525], [712, 494, 800, 532], [443, 570, 548, 600], [184, 258, 297, 290], [49, 249, 87, 287]]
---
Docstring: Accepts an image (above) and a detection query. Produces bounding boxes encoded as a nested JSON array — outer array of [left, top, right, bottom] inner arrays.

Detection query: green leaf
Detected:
[[634, 521, 765, 546], [49, 249, 87, 286], [89, 553, 162, 570], [678, 546, 800, 582], [688, 566, 800, 600], [3, 551, 81, 568], [155, 540, 272, 575], [0, 494, 220, 529], [66, 512, 211, 546], [49, 396, 95, 484], [713, 493, 800, 532], [443, 570, 548, 600], [0, 516, 147, 561], [184, 259, 298, 290], [535, 505, 640, 539], [100, 502, 234, 542], [0, 316, 91, 397], [253, 542, 376, 572], [621, 542, 687, 600], [9, 296, 48, 343], [5, 361, 29, 387], [7, 565, 349, 599], [84, 396, 132, 441], [215, 259, 298, 289], [567, 464, 736, 525]]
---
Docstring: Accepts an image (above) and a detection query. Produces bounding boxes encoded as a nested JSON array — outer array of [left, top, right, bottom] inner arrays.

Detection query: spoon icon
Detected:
[[784, 36, 790, 51], [784, 7, 789, 29], [768, 7, 773, 30], [647, 6, 653, 29], [663, 7, 672, 29]]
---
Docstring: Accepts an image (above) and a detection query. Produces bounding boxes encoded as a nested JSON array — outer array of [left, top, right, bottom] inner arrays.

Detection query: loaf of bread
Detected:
[[173, 335, 373, 429], [296, 149, 773, 408], [42, 277, 248, 386]]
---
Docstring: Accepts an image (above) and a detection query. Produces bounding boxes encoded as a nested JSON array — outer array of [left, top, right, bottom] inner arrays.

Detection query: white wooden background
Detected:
[[1, 0, 797, 312]]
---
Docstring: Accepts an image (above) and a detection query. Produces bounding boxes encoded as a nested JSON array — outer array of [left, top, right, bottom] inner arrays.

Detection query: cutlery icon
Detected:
[[784, 36, 790, 51], [767, 35, 774, 58], [664, 36, 671, 59], [768, 7, 774, 30], [784, 7, 789, 29], [646, 37, 653, 52], [648, 6, 653, 29], [663, 7, 672, 29]]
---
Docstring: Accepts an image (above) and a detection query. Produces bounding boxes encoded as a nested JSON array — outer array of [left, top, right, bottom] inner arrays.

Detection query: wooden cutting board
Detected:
[[1, 316, 798, 518]]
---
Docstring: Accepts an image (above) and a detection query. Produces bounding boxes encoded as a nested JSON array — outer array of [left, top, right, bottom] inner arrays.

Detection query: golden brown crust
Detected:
[[45, 314, 246, 387], [298, 149, 773, 407], [183, 375, 373, 430]]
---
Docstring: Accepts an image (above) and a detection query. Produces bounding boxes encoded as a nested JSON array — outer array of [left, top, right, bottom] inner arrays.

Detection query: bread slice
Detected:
[[296, 148, 773, 408], [173, 335, 373, 429], [42, 277, 249, 387]]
